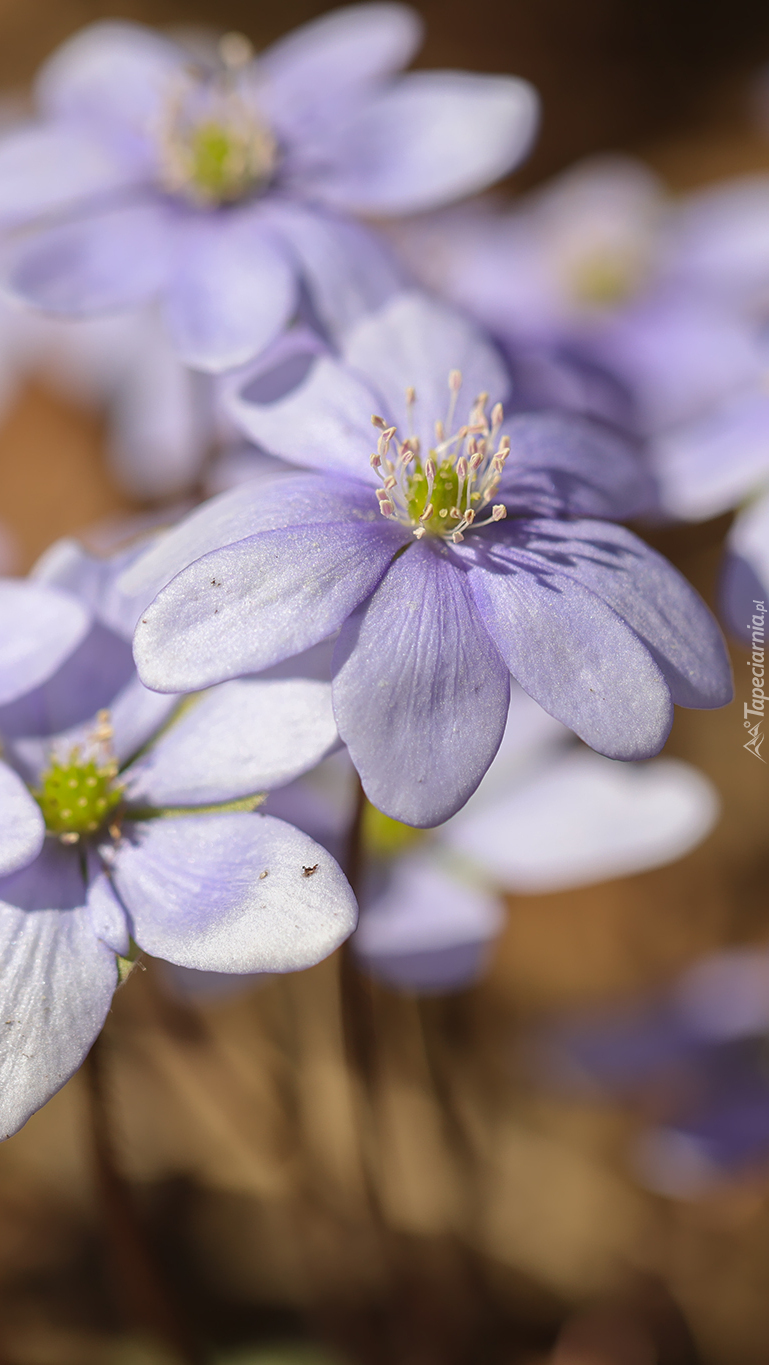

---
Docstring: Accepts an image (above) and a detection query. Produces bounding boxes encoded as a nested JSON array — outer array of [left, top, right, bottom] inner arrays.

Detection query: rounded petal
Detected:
[[652, 389, 769, 522], [113, 811, 357, 972], [332, 540, 510, 826], [499, 412, 655, 521], [36, 20, 182, 174], [163, 214, 297, 372], [666, 175, 769, 304], [444, 750, 720, 893], [0, 622, 134, 749], [341, 291, 511, 457], [0, 842, 116, 1140], [314, 71, 539, 215], [354, 853, 503, 992], [463, 531, 674, 760], [8, 202, 170, 316], [0, 125, 138, 229], [499, 518, 733, 710], [0, 762, 44, 877], [260, 3, 422, 141], [0, 579, 90, 706], [125, 677, 338, 806], [134, 515, 403, 693]]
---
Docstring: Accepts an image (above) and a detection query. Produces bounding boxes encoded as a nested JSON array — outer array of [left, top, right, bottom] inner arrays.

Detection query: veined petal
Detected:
[[0, 762, 44, 877], [134, 518, 404, 693], [499, 412, 654, 520], [125, 677, 338, 806], [500, 518, 733, 709], [0, 842, 116, 1140], [313, 70, 539, 215], [332, 540, 510, 826], [113, 812, 357, 972], [8, 202, 170, 316], [118, 471, 372, 604], [444, 749, 720, 893], [463, 532, 674, 760], [163, 214, 296, 372], [341, 291, 510, 457], [36, 20, 183, 173], [0, 125, 139, 228], [0, 580, 90, 706], [260, 3, 422, 141]]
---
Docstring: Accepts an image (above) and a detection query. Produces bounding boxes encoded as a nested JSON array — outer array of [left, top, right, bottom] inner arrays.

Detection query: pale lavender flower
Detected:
[[125, 292, 731, 829], [0, 539, 356, 1139], [0, 6, 537, 372]]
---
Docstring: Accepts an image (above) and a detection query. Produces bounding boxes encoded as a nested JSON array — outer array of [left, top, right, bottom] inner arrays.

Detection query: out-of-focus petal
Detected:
[[720, 491, 769, 644], [499, 412, 654, 520], [0, 622, 134, 748], [313, 71, 539, 215], [260, 3, 422, 141], [0, 841, 116, 1140], [125, 677, 338, 806], [0, 580, 90, 706], [354, 853, 504, 991], [675, 949, 769, 1042], [652, 389, 769, 521], [444, 749, 719, 892], [0, 125, 139, 228], [665, 175, 769, 304], [332, 540, 510, 826], [133, 513, 404, 692], [8, 202, 171, 315], [163, 213, 297, 372], [113, 811, 357, 972], [0, 762, 44, 877]]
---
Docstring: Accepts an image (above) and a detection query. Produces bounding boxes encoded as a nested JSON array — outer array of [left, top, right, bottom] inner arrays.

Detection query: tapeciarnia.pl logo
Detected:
[[744, 598, 766, 762]]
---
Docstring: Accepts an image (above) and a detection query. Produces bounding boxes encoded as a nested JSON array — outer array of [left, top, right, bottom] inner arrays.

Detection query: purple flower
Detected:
[[0, 540, 356, 1138], [125, 293, 732, 828], [0, 7, 538, 372]]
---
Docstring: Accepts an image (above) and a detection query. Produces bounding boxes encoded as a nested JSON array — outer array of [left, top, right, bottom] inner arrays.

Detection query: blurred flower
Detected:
[[125, 291, 731, 827], [0, 538, 356, 1139], [263, 685, 719, 992], [538, 946, 769, 1197], [0, 6, 537, 372]]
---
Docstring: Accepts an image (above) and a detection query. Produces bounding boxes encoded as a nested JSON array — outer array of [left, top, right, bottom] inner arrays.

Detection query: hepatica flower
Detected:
[[0, 4, 537, 371], [127, 293, 732, 828], [0, 540, 356, 1139]]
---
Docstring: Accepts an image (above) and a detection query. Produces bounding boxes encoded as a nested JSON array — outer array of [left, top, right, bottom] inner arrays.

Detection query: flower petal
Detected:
[[87, 862, 130, 955], [0, 125, 138, 228], [0, 842, 116, 1140], [260, 3, 422, 142], [0, 579, 90, 706], [463, 531, 674, 759], [341, 291, 511, 457], [126, 677, 338, 806], [313, 71, 539, 215], [113, 811, 357, 972], [499, 412, 655, 520], [134, 516, 404, 693], [8, 202, 170, 316], [36, 20, 182, 174], [0, 762, 44, 877], [163, 214, 297, 372], [651, 388, 769, 522], [444, 749, 719, 893], [332, 540, 510, 826], [32, 536, 158, 641], [720, 492, 769, 645]]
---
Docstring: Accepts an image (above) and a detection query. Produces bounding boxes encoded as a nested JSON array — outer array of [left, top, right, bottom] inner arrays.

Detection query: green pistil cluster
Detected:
[[406, 459, 479, 537], [35, 756, 122, 837], [186, 121, 262, 204], [362, 799, 425, 858]]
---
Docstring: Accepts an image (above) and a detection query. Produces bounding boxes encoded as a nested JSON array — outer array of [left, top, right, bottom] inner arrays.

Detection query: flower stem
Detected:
[[84, 1031, 206, 1365]]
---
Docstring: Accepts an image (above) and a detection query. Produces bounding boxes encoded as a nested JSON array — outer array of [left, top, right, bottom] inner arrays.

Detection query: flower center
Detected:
[[568, 249, 642, 307], [157, 34, 277, 207], [34, 711, 122, 840], [371, 372, 508, 543]]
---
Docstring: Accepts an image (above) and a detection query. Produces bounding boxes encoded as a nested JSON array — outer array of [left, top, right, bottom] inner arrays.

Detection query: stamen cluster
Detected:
[[157, 35, 277, 207], [370, 371, 509, 543], [34, 710, 123, 843]]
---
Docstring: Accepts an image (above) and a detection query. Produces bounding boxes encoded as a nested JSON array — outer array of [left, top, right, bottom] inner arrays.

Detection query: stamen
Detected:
[[219, 32, 254, 69], [371, 414, 387, 429]]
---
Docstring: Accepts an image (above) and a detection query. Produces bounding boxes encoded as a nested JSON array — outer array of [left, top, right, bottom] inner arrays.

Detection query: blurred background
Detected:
[[1, 0, 769, 1362]]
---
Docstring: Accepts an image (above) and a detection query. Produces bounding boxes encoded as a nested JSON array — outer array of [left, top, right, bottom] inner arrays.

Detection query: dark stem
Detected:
[[84, 1031, 205, 1365]]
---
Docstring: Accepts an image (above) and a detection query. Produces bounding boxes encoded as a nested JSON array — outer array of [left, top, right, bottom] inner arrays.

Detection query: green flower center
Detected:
[[180, 117, 275, 205], [569, 250, 639, 307], [35, 755, 122, 836], [405, 458, 485, 538]]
